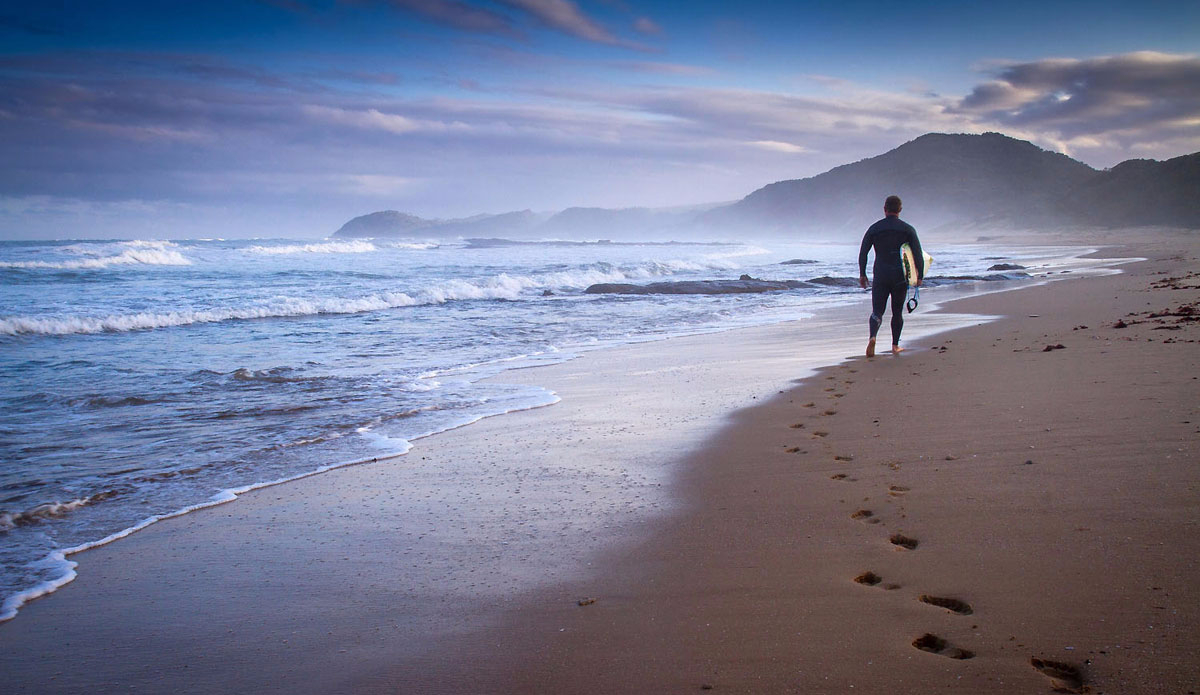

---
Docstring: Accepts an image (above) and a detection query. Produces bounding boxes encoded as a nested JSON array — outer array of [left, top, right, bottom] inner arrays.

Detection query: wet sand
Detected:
[[378, 234, 1199, 694], [2, 230, 1197, 694]]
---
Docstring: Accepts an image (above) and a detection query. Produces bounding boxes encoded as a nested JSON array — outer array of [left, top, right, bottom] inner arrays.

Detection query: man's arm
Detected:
[[858, 230, 872, 288]]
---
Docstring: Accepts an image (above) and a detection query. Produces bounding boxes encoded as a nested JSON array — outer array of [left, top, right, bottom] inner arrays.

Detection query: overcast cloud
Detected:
[[0, 1, 1196, 238], [953, 51, 1200, 159]]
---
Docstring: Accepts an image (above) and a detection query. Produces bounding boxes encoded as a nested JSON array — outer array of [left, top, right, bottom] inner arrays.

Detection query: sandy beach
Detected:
[[2, 229, 1197, 694]]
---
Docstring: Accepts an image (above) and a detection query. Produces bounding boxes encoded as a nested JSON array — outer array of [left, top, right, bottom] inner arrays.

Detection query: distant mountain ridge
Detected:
[[334, 209, 549, 238], [704, 132, 1198, 234], [333, 133, 1198, 239]]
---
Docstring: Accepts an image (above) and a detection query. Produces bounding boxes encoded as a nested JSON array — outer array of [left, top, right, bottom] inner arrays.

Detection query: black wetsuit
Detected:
[[858, 216, 923, 344]]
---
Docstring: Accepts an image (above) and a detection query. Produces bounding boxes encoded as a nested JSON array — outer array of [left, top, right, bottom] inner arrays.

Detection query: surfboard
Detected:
[[900, 243, 932, 287]]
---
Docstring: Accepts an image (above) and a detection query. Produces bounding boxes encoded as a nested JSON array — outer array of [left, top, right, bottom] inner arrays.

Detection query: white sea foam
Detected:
[[0, 385, 560, 623], [0, 498, 93, 531], [703, 245, 771, 261], [245, 240, 379, 255], [529, 257, 742, 289], [355, 428, 415, 454], [1, 240, 192, 269], [0, 257, 755, 336]]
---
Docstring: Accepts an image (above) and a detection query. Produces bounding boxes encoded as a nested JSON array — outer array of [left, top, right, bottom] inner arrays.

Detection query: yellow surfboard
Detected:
[[900, 243, 932, 287]]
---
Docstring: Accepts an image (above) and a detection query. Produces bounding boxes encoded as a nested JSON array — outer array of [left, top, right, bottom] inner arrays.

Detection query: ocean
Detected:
[[0, 234, 1077, 620]]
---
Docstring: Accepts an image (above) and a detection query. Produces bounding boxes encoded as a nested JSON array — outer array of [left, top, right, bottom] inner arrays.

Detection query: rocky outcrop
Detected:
[[585, 279, 810, 295]]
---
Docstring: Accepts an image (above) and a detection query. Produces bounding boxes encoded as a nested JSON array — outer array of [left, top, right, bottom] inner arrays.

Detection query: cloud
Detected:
[[748, 140, 809, 154], [633, 17, 661, 35], [496, 0, 649, 50], [176, 60, 299, 90], [496, 0, 613, 42], [314, 69, 402, 86], [333, 174, 418, 196], [952, 51, 1200, 156], [3, 45, 1197, 239], [303, 104, 424, 134], [387, 0, 522, 38], [381, 0, 650, 50], [608, 61, 715, 76]]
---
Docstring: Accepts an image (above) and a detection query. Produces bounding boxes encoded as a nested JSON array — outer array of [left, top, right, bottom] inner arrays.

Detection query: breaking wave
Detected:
[[2, 258, 746, 337], [245, 240, 379, 255], [0, 491, 121, 532], [0, 240, 192, 270], [245, 240, 439, 255]]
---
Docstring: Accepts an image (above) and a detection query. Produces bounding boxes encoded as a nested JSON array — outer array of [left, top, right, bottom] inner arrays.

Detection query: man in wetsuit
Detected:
[[858, 195, 923, 357]]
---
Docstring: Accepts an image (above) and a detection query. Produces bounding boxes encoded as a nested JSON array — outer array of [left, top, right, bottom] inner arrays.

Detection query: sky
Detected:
[[1, 0, 1197, 239]]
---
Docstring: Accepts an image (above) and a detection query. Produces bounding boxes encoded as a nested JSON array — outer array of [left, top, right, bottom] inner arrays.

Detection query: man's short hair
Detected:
[[884, 195, 902, 214]]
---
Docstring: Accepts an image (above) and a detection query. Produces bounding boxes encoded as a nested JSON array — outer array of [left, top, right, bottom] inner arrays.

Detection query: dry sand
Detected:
[[1, 230, 1197, 694], [379, 234, 1199, 694]]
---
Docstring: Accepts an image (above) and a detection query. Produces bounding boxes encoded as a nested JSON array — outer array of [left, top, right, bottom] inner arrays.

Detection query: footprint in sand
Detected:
[[888, 485, 910, 496], [822, 410, 838, 416], [785, 447, 807, 454], [889, 533, 919, 550], [912, 633, 974, 660], [850, 509, 880, 524], [789, 423, 805, 429], [834, 454, 854, 462], [829, 473, 856, 482], [918, 595, 973, 615], [852, 571, 899, 589], [1030, 657, 1086, 693], [854, 571, 882, 585], [812, 430, 829, 438]]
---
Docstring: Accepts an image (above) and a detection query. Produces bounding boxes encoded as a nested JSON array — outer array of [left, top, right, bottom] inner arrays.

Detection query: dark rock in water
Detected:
[[807, 276, 861, 288], [987, 263, 1027, 271], [923, 272, 1031, 286], [780, 258, 818, 265], [739, 274, 754, 281], [584, 279, 809, 295], [541, 289, 554, 296]]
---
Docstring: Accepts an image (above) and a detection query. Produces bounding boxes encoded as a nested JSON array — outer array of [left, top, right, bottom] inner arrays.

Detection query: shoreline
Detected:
[[1, 233, 1194, 693], [395, 235, 1198, 694], [0, 241, 1097, 625]]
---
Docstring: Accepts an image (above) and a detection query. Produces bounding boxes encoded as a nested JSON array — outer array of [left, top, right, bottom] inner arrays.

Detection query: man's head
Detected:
[[884, 195, 902, 216]]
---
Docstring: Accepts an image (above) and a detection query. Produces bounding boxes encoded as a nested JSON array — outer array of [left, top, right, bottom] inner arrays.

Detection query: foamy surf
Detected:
[[1, 258, 757, 336], [1, 236, 1097, 625], [0, 240, 192, 269], [0, 383, 561, 623], [245, 240, 380, 255]]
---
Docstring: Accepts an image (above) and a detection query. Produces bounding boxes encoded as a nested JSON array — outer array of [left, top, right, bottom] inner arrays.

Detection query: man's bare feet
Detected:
[[866, 337, 876, 357], [892, 344, 904, 354]]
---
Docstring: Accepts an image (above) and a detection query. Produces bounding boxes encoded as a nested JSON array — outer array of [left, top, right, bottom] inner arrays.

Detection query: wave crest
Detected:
[[0, 491, 121, 532], [0, 240, 192, 270], [245, 240, 379, 255], [1, 257, 747, 337]]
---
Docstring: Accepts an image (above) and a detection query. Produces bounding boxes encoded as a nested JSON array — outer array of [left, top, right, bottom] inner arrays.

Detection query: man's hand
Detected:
[[915, 276, 922, 287], [859, 275, 868, 290]]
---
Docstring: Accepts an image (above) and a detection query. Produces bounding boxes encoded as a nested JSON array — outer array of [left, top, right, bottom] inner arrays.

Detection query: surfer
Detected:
[[858, 195, 923, 357]]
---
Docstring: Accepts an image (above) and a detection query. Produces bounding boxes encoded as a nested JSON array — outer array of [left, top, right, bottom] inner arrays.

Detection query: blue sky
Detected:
[[1, 0, 1197, 238]]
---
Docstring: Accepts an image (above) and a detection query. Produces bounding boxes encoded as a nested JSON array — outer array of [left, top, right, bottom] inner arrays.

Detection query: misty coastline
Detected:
[[332, 133, 1199, 243]]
